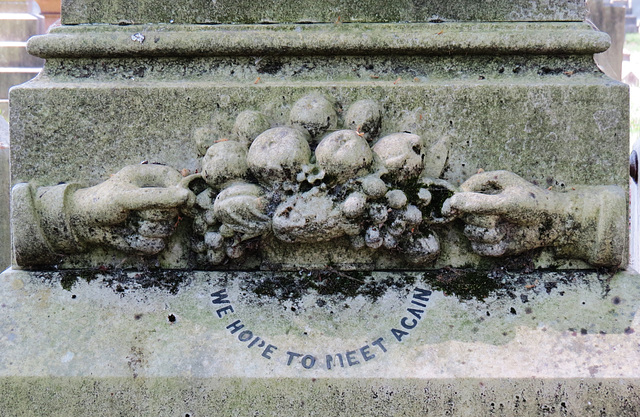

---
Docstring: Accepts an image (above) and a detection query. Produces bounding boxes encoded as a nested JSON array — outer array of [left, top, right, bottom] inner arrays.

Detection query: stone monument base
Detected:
[[2, 268, 640, 415]]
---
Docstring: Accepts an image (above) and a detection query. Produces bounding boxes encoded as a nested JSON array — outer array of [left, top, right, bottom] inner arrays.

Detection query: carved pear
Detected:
[[213, 182, 270, 239]]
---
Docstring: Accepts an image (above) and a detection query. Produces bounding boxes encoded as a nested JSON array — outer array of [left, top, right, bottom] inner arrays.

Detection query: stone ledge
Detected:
[[26, 23, 610, 59], [1, 268, 640, 414], [1, 377, 639, 416]]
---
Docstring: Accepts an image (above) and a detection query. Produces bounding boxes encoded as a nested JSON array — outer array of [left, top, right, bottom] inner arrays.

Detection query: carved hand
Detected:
[[69, 164, 193, 255], [441, 170, 626, 267], [442, 171, 580, 257]]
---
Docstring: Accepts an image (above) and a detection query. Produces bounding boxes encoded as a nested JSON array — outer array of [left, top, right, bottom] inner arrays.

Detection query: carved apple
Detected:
[[202, 140, 249, 188], [372, 133, 425, 183], [247, 127, 312, 184], [232, 110, 270, 147], [315, 130, 373, 183], [345, 99, 383, 140], [289, 94, 337, 140]]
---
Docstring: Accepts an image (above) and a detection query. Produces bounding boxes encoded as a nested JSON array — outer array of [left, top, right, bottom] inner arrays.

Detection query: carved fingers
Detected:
[[443, 171, 556, 225], [70, 165, 193, 254], [86, 223, 168, 255], [111, 165, 191, 212], [458, 170, 534, 193], [82, 207, 180, 255], [462, 223, 558, 257], [73, 164, 191, 224], [442, 170, 564, 257]]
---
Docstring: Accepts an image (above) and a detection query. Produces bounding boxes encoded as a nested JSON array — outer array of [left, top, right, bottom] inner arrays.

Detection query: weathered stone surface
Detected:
[[2, 268, 640, 415], [9, 21, 628, 271], [2, 377, 640, 416], [11, 75, 625, 190], [27, 23, 610, 59], [3, 1, 635, 413], [60, 0, 586, 25]]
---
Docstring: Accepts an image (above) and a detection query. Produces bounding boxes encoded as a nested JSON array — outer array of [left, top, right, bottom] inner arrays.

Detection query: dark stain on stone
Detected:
[[58, 270, 99, 291], [544, 281, 557, 294], [537, 66, 564, 76], [256, 60, 283, 74], [52, 269, 190, 294], [126, 346, 145, 379], [132, 66, 146, 78], [246, 269, 403, 302], [423, 268, 500, 301]]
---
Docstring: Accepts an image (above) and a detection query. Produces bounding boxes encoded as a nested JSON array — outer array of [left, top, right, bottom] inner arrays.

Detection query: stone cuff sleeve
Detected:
[[586, 185, 627, 268], [12, 183, 84, 267], [556, 185, 627, 268]]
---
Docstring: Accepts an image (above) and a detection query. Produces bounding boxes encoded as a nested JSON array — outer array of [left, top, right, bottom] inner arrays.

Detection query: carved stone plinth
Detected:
[[2, 0, 636, 415], [8, 20, 629, 271]]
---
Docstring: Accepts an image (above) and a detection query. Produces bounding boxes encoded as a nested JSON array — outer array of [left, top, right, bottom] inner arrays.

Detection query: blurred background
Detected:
[[586, 1, 640, 149], [1, 0, 59, 121]]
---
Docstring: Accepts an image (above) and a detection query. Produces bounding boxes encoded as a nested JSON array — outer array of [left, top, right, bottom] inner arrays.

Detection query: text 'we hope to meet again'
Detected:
[[210, 286, 432, 371]]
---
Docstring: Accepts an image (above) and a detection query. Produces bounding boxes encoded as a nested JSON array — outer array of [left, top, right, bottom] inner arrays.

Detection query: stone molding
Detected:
[[26, 23, 610, 59]]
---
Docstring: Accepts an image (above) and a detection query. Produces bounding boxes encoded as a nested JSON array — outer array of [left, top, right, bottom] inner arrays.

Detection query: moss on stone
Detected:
[[422, 268, 501, 300]]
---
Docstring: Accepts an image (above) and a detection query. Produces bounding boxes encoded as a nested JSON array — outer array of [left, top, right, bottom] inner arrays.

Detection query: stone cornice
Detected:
[[27, 22, 610, 59]]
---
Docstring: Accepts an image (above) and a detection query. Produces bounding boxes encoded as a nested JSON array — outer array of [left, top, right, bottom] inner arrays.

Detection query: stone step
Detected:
[[0, 67, 40, 99], [0, 12, 44, 41], [0, 41, 43, 67]]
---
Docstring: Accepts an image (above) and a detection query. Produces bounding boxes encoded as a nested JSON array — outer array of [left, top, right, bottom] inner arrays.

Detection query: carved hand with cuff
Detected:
[[442, 171, 626, 268], [12, 164, 192, 266]]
